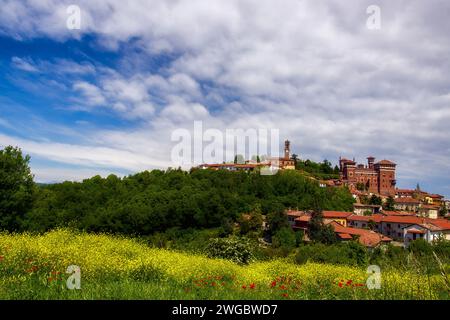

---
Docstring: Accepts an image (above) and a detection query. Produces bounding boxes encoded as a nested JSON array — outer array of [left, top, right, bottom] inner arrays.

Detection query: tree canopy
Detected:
[[0, 146, 34, 230]]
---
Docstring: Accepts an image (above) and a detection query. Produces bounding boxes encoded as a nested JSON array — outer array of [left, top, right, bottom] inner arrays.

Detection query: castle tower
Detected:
[[284, 140, 290, 159], [374, 160, 397, 196], [367, 156, 375, 169]]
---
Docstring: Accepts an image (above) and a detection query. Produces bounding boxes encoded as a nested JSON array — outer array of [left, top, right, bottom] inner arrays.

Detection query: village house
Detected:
[[353, 203, 382, 215], [403, 218, 450, 246], [396, 189, 416, 198], [425, 194, 445, 206], [286, 210, 389, 248], [287, 210, 353, 228], [286, 209, 306, 227], [417, 205, 440, 219], [347, 214, 383, 231], [334, 211, 450, 244], [198, 163, 266, 171], [198, 140, 295, 172], [393, 197, 421, 212], [328, 221, 392, 248]]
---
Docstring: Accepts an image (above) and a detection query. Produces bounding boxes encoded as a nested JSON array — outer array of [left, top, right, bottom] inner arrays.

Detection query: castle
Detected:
[[339, 156, 397, 196]]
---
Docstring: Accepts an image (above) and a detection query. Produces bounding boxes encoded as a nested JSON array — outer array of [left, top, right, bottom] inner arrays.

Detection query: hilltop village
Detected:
[[199, 140, 450, 248]]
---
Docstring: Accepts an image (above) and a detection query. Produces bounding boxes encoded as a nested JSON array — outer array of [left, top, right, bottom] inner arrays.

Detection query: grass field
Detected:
[[0, 229, 449, 300]]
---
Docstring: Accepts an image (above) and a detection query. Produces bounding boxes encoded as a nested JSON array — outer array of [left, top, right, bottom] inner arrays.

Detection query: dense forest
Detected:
[[1, 146, 354, 235]]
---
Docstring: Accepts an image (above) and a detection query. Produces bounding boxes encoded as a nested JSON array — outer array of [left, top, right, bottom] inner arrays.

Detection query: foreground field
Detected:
[[0, 229, 448, 300]]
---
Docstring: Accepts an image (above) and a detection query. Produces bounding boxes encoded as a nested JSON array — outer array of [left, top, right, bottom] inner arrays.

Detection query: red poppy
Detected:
[[250, 283, 255, 289], [282, 293, 289, 298], [280, 285, 286, 290], [270, 281, 277, 288], [338, 282, 343, 288], [346, 280, 353, 286], [0, 256, 4, 262], [242, 285, 247, 289], [211, 282, 216, 287]]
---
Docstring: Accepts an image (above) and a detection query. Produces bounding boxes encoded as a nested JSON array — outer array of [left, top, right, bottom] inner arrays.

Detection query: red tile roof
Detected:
[[376, 159, 396, 165], [406, 228, 426, 234], [428, 219, 450, 230], [381, 216, 425, 224], [381, 210, 416, 216], [338, 233, 353, 239], [286, 210, 307, 217], [329, 221, 392, 247], [322, 211, 354, 219], [354, 204, 382, 208], [347, 214, 384, 223], [396, 189, 415, 194], [294, 215, 311, 222], [421, 205, 439, 210]]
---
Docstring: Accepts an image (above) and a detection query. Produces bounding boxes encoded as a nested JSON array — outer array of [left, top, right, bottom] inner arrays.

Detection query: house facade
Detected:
[[393, 197, 421, 212]]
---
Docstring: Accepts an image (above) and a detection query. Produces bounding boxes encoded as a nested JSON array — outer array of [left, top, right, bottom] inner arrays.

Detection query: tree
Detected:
[[308, 209, 337, 244], [266, 206, 289, 236], [367, 220, 377, 231], [369, 194, 382, 205], [383, 196, 395, 211], [234, 154, 245, 164], [291, 154, 299, 165], [272, 227, 296, 250], [239, 204, 263, 237], [414, 183, 421, 199], [0, 146, 34, 230], [439, 203, 448, 218]]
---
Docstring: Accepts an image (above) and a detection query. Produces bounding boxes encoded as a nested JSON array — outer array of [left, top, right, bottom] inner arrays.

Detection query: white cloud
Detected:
[[73, 81, 106, 106], [11, 57, 39, 72], [1, 0, 450, 196]]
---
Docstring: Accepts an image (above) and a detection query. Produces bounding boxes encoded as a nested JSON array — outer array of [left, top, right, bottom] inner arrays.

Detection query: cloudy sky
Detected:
[[0, 0, 449, 197]]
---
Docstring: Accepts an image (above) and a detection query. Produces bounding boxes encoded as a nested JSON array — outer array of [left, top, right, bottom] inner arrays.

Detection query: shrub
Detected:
[[272, 227, 296, 250], [409, 239, 432, 257], [205, 236, 254, 264], [295, 242, 368, 266]]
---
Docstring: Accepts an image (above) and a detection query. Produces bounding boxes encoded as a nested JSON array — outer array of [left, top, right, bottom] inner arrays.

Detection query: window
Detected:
[[398, 224, 401, 228]]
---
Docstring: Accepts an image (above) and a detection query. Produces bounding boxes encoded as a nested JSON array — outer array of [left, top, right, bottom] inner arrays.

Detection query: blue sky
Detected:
[[0, 0, 449, 198]]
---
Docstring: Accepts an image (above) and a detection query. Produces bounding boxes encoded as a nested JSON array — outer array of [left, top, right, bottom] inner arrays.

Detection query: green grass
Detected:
[[0, 229, 449, 300]]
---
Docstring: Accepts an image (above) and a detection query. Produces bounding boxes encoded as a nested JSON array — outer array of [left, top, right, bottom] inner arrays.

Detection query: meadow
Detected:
[[0, 229, 448, 300]]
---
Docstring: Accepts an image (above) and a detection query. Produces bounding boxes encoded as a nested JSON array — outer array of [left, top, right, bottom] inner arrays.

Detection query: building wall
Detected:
[[380, 222, 410, 241], [394, 203, 419, 212], [325, 218, 348, 227], [377, 168, 396, 196]]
